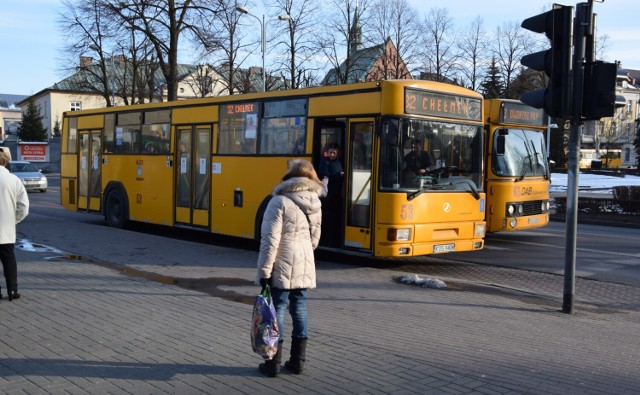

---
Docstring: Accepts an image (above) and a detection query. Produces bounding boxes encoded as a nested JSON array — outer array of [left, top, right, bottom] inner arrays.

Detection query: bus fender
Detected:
[[254, 195, 273, 242], [103, 182, 130, 229]]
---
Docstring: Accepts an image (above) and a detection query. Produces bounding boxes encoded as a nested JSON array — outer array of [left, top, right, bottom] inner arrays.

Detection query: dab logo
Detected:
[[513, 186, 533, 197]]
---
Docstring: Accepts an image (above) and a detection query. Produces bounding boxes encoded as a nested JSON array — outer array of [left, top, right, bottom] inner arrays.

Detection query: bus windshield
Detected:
[[380, 117, 483, 194], [493, 128, 548, 178]]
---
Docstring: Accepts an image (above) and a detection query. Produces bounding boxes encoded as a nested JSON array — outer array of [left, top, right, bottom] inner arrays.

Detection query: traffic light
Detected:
[[582, 60, 622, 120], [520, 4, 574, 118]]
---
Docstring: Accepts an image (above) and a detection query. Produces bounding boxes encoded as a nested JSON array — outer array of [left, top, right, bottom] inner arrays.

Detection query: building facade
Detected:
[[0, 94, 28, 141]]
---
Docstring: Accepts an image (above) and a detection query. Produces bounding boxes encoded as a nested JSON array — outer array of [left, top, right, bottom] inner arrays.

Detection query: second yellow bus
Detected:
[[484, 99, 551, 232]]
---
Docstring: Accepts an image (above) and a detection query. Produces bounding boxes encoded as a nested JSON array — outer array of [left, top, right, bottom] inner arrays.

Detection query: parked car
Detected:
[[7, 160, 48, 192]]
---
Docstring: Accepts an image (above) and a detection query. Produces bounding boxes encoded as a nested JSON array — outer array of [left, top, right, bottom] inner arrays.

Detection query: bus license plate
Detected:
[[433, 243, 455, 253]]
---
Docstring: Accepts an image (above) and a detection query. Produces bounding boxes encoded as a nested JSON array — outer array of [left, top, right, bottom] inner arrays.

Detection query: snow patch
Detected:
[[399, 274, 447, 289]]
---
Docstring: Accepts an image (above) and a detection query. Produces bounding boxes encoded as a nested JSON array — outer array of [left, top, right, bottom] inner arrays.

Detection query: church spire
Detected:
[[349, 0, 362, 54]]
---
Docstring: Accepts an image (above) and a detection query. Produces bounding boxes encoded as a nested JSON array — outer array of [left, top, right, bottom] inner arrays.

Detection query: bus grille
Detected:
[[522, 200, 544, 216], [69, 179, 76, 205]]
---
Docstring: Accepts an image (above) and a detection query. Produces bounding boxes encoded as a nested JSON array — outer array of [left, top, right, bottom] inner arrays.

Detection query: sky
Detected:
[[1, 0, 639, 96]]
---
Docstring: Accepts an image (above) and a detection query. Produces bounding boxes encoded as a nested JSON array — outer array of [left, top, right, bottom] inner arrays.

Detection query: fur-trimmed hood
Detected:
[[272, 176, 323, 216]]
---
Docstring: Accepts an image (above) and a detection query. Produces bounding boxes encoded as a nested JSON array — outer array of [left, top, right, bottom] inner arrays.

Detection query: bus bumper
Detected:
[[375, 238, 485, 257]]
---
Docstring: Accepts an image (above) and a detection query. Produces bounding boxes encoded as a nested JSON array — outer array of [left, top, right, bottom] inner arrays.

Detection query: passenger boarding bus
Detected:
[[60, 80, 486, 257], [484, 99, 550, 232]]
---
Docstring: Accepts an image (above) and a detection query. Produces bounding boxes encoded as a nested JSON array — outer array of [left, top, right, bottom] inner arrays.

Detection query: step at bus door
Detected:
[[77, 130, 102, 212], [175, 126, 211, 228], [345, 119, 374, 252]]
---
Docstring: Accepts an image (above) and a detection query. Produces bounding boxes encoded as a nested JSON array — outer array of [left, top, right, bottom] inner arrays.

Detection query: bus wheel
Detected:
[[105, 189, 129, 229]]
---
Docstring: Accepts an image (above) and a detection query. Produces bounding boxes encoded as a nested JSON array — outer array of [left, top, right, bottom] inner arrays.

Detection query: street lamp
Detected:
[[89, 45, 116, 106], [236, 6, 290, 92]]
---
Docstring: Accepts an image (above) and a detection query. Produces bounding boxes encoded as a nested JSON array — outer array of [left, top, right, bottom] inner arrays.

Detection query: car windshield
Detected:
[[492, 128, 548, 177], [379, 117, 484, 196], [9, 162, 39, 172]]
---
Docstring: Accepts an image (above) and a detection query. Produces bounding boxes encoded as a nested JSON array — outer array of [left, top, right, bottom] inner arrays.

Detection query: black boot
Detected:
[[283, 337, 307, 374], [258, 340, 282, 377], [8, 290, 20, 301]]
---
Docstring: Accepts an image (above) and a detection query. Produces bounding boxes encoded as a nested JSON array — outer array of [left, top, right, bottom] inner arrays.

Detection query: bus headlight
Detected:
[[388, 228, 411, 241], [506, 204, 515, 216], [509, 218, 517, 228], [542, 201, 550, 212], [517, 204, 524, 215], [475, 223, 486, 237]]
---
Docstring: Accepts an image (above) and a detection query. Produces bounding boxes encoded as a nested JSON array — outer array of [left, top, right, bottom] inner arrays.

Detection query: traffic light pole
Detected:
[[563, 2, 591, 314]]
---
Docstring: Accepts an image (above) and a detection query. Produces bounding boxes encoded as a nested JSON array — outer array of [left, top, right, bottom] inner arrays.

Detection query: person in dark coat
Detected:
[[402, 139, 432, 185], [317, 142, 343, 246]]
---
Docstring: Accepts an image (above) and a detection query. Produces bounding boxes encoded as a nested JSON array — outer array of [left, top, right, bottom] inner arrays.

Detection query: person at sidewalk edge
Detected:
[[0, 150, 29, 301], [256, 159, 324, 377]]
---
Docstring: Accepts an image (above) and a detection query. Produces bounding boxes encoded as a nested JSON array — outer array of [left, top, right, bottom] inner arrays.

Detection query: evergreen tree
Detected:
[[479, 58, 504, 99], [52, 116, 62, 138], [18, 100, 48, 142]]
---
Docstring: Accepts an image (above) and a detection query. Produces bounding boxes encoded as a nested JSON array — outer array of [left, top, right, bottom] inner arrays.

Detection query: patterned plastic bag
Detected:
[[251, 286, 280, 360]]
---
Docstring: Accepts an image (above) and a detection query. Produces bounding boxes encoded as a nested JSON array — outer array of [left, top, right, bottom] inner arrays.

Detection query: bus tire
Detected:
[[105, 188, 129, 229]]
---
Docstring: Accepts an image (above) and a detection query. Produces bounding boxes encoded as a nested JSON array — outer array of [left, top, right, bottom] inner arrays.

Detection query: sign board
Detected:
[[18, 142, 49, 162]]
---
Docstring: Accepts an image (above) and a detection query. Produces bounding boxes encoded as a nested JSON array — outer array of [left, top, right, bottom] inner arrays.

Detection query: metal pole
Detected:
[[261, 14, 266, 92], [110, 55, 116, 106], [547, 116, 552, 160], [563, 2, 590, 314]]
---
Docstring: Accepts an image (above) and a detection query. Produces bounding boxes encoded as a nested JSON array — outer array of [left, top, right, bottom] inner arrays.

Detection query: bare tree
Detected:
[[319, 0, 372, 85], [102, 0, 221, 101], [420, 7, 459, 83], [366, 0, 419, 80], [267, 0, 320, 89], [58, 0, 118, 106], [456, 16, 487, 91], [180, 63, 216, 97], [492, 21, 535, 99], [194, 0, 246, 95]]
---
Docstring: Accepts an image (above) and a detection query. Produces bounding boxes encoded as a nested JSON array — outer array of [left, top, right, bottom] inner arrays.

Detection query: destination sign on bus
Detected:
[[224, 102, 256, 115], [499, 101, 545, 127], [404, 88, 481, 121]]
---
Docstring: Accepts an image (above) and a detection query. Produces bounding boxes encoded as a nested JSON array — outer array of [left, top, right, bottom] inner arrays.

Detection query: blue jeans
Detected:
[[270, 288, 308, 340]]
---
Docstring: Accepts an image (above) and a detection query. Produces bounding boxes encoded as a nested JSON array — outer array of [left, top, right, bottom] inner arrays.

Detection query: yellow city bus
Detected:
[[484, 99, 550, 232], [60, 80, 486, 257], [579, 148, 622, 169]]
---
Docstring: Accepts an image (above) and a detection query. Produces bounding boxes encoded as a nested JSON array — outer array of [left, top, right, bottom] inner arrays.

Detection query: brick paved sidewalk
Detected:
[[1, 237, 640, 395]]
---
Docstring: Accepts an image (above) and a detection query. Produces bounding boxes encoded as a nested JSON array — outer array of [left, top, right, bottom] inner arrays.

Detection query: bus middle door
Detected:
[[344, 119, 374, 252], [175, 125, 211, 228], [78, 130, 102, 212]]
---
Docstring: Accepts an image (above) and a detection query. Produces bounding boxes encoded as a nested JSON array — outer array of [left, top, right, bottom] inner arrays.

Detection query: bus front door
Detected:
[[77, 130, 102, 212], [175, 126, 211, 228], [345, 119, 374, 252]]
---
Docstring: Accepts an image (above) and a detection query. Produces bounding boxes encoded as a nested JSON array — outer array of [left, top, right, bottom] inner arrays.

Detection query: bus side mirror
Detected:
[[496, 135, 506, 155]]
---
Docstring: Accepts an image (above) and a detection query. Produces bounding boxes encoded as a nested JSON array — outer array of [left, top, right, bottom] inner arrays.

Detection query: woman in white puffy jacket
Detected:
[[256, 159, 324, 377]]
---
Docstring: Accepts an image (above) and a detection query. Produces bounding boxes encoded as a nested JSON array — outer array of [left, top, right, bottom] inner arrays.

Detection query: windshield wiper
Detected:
[[411, 180, 480, 201], [406, 181, 446, 201], [444, 180, 481, 200]]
